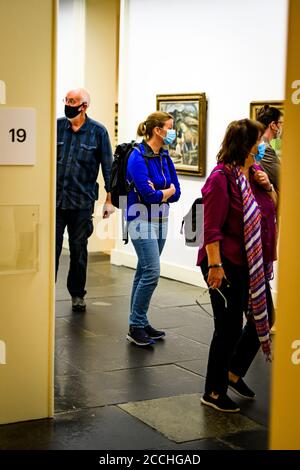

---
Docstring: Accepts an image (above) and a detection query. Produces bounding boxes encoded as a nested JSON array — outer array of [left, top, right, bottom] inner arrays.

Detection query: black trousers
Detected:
[[56, 207, 94, 298], [200, 256, 274, 395]]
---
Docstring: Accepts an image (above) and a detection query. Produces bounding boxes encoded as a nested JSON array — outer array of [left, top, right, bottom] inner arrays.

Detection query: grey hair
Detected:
[[70, 88, 90, 106]]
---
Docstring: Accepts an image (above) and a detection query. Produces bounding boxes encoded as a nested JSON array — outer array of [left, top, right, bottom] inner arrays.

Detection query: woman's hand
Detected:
[[169, 183, 176, 195], [207, 266, 225, 289], [161, 183, 176, 202], [253, 170, 272, 191]]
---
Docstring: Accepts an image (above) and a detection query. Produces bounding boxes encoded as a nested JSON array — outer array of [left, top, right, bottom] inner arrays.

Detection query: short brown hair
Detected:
[[217, 119, 265, 166], [137, 112, 173, 140]]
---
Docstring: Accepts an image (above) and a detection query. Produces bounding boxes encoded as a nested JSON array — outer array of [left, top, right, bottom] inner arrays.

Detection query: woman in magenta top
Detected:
[[198, 118, 277, 413]]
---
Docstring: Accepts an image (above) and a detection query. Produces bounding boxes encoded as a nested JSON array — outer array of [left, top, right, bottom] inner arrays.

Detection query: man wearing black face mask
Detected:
[[56, 88, 114, 312]]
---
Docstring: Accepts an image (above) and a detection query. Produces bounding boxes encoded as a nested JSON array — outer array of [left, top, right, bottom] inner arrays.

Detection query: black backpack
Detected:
[[110, 141, 140, 209], [181, 197, 204, 247], [181, 169, 227, 248]]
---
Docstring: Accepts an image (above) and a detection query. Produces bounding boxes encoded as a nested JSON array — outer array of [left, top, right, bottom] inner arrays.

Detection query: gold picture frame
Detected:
[[249, 100, 284, 121], [156, 93, 207, 176]]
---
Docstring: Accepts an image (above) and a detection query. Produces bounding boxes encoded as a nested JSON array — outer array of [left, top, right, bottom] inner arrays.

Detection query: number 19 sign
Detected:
[[0, 108, 36, 165]]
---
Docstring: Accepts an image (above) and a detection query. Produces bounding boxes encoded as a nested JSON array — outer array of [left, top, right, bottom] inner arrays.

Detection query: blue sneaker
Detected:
[[126, 326, 155, 346]]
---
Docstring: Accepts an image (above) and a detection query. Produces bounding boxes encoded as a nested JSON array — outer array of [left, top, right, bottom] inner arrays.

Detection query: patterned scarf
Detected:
[[233, 167, 272, 359]]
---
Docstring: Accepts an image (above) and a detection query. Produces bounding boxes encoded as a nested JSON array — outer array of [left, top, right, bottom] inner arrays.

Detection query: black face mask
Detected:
[[64, 103, 84, 119]]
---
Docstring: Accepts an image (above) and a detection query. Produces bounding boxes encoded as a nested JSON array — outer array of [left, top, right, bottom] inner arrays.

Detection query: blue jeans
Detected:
[[128, 219, 168, 327]]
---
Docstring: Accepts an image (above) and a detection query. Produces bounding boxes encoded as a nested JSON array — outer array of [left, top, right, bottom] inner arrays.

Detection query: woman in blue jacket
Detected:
[[126, 112, 181, 346]]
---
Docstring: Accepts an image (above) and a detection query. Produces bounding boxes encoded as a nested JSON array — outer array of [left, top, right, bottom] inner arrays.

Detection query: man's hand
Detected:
[[102, 202, 115, 219], [102, 192, 115, 219]]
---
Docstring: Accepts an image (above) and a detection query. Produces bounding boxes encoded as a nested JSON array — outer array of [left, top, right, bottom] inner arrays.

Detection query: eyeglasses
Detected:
[[196, 278, 231, 313], [63, 98, 86, 106], [196, 286, 228, 309]]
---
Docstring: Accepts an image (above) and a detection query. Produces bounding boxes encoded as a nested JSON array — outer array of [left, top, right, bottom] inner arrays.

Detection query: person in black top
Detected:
[[56, 88, 114, 311]]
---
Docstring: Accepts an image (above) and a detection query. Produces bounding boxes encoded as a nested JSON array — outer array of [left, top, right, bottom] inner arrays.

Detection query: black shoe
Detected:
[[72, 296, 86, 312], [201, 393, 240, 413], [144, 324, 166, 340], [228, 378, 256, 400], [126, 326, 155, 346]]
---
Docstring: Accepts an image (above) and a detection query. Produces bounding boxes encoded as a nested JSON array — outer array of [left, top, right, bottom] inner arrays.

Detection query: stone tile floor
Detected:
[[0, 251, 271, 450]]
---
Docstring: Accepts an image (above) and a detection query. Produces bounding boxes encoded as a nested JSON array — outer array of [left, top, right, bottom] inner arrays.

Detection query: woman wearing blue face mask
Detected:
[[125, 112, 181, 346]]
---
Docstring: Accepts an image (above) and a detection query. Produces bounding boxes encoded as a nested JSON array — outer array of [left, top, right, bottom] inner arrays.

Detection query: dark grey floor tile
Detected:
[[56, 331, 206, 373], [157, 438, 232, 450], [56, 255, 135, 301], [186, 302, 214, 316], [149, 305, 206, 330], [151, 288, 204, 308], [0, 418, 55, 450], [55, 364, 204, 412], [0, 406, 175, 450], [169, 311, 213, 346], [55, 318, 96, 340], [54, 356, 82, 377], [219, 429, 268, 450], [55, 295, 130, 319], [62, 302, 207, 336], [227, 352, 271, 427], [56, 284, 132, 301], [176, 355, 209, 378]]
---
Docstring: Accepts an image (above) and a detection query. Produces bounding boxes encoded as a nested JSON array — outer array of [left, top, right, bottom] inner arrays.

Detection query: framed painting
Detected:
[[156, 93, 207, 176]]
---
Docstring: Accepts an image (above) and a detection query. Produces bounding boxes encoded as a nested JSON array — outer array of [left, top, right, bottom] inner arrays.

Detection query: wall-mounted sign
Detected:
[[0, 340, 6, 364], [0, 80, 6, 104], [0, 108, 36, 165]]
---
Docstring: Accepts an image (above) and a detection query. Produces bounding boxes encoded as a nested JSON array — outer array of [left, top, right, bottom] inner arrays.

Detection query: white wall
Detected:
[[57, 0, 86, 250], [57, 0, 85, 117], [111, 0, 288, 288], [56, 0, 118, 254]]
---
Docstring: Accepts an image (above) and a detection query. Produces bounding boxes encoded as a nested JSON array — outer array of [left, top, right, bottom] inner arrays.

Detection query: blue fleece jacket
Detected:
[[126, 141, 181, 221]]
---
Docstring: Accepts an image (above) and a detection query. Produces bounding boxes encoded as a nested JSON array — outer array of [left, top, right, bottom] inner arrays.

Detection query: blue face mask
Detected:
[[252, 142, 266, 163], [163, 129, 176, 145]]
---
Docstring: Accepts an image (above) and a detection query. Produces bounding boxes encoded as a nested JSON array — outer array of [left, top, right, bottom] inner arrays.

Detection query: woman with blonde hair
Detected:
[[126, 112, 181, 346]]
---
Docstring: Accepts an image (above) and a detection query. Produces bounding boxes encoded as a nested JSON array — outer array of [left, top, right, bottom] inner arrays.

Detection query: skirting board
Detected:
[[110, 248, 278, 305], [110, 248, 206, 288]]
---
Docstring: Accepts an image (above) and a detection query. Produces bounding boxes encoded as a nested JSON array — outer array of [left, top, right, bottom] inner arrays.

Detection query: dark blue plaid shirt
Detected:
[[56, 116, 113, 210]]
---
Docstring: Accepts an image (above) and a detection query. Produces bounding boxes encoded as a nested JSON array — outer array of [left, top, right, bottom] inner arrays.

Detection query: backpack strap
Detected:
[[210, 168, 231, 195], [129, 143, 150, 201], [122, 143, 150, 244]]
